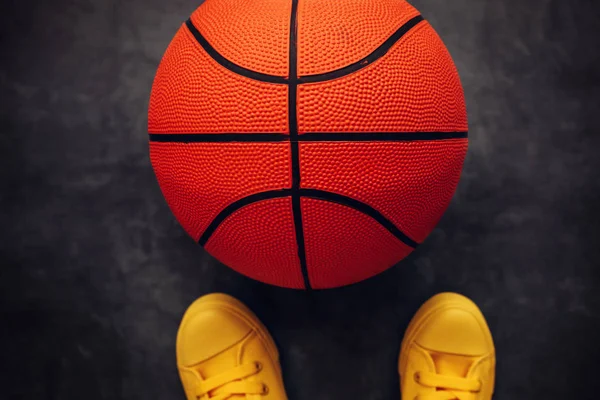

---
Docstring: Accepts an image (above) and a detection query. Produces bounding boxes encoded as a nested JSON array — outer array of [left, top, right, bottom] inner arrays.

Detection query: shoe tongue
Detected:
[[196, 347, 246, 399], [430, 353, 478, 400], [432, 353, 472, 377]]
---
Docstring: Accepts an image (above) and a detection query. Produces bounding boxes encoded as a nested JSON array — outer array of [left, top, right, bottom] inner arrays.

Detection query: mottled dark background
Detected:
[[1, 0, 599, 398]]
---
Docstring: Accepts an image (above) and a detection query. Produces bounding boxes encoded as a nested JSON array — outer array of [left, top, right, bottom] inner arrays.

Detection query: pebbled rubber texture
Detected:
[[148, 0, 468, 289], [301, 198, 414, 289], [191, 0, 291, 77], [297, 0, 420, 76], [297, 21, 467, 133], [299, 139, 468, 243], [150, 142, 291, 241], [204, 197, 305, 289], [148, 26, 288, 134]]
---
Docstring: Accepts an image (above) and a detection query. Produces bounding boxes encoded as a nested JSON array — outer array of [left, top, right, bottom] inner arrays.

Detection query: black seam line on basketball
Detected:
[[301, 189, 419, 249], [297, 15, 425, 84], [148, 131, 467, 143], [197, 188, 419, 250], [198, 189, 292, 246], [185, 19, 288, 84], [298, 131, 468, 141], [289, 0, 311, 290], [292, 195, 309, 289], [149, 133, 289, 142]]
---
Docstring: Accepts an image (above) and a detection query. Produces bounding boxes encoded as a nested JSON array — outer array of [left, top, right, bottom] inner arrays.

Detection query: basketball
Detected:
[[148, 0, 468, 289]]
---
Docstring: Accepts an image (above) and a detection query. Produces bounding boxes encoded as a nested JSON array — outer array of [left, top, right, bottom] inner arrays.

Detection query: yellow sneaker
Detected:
[[399, 293, 495, 400], [176, 293, 288, 400]]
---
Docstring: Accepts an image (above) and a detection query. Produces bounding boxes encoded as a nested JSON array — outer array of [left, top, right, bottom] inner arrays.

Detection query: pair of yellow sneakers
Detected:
[[177, 293, 495, 400]]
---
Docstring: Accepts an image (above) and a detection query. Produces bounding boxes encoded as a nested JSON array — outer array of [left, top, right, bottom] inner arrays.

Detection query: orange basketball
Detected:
[[148, 0, 468, 289]]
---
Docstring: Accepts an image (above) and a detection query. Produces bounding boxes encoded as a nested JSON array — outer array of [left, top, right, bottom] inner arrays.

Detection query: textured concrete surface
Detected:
[[1, 0, 599, 399]]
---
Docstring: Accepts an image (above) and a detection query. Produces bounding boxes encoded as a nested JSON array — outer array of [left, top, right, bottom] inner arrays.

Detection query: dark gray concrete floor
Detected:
[[1, 0, 599, 399]]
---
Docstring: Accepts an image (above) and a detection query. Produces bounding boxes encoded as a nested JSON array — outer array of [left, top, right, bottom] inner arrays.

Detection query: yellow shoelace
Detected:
[[414, 370, 481, 400], [183, 362, 267, 400]]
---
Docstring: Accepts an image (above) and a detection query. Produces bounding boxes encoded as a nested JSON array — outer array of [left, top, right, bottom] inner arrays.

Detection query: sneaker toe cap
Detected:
[[415, 307, 493, 356], [177, 299, 252, 366]]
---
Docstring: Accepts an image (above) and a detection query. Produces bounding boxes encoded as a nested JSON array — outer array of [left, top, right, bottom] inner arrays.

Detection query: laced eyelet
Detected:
[[413, 372, 421, 383], [255, 361, 263, 372], [475, 378, 483, 392], [261, 383, 269, 395]]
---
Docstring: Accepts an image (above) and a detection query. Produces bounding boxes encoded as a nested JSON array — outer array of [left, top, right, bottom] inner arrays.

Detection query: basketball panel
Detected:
[[299, 139, 468, 243], [191, 0, 290, 76], [301, 197, 413, 289], [297, 21, 467, 133], [205, 197, 305, 288], [150, 142, 291, 241], [297, 0, 420, 76], [148, 25, 288, 134]]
